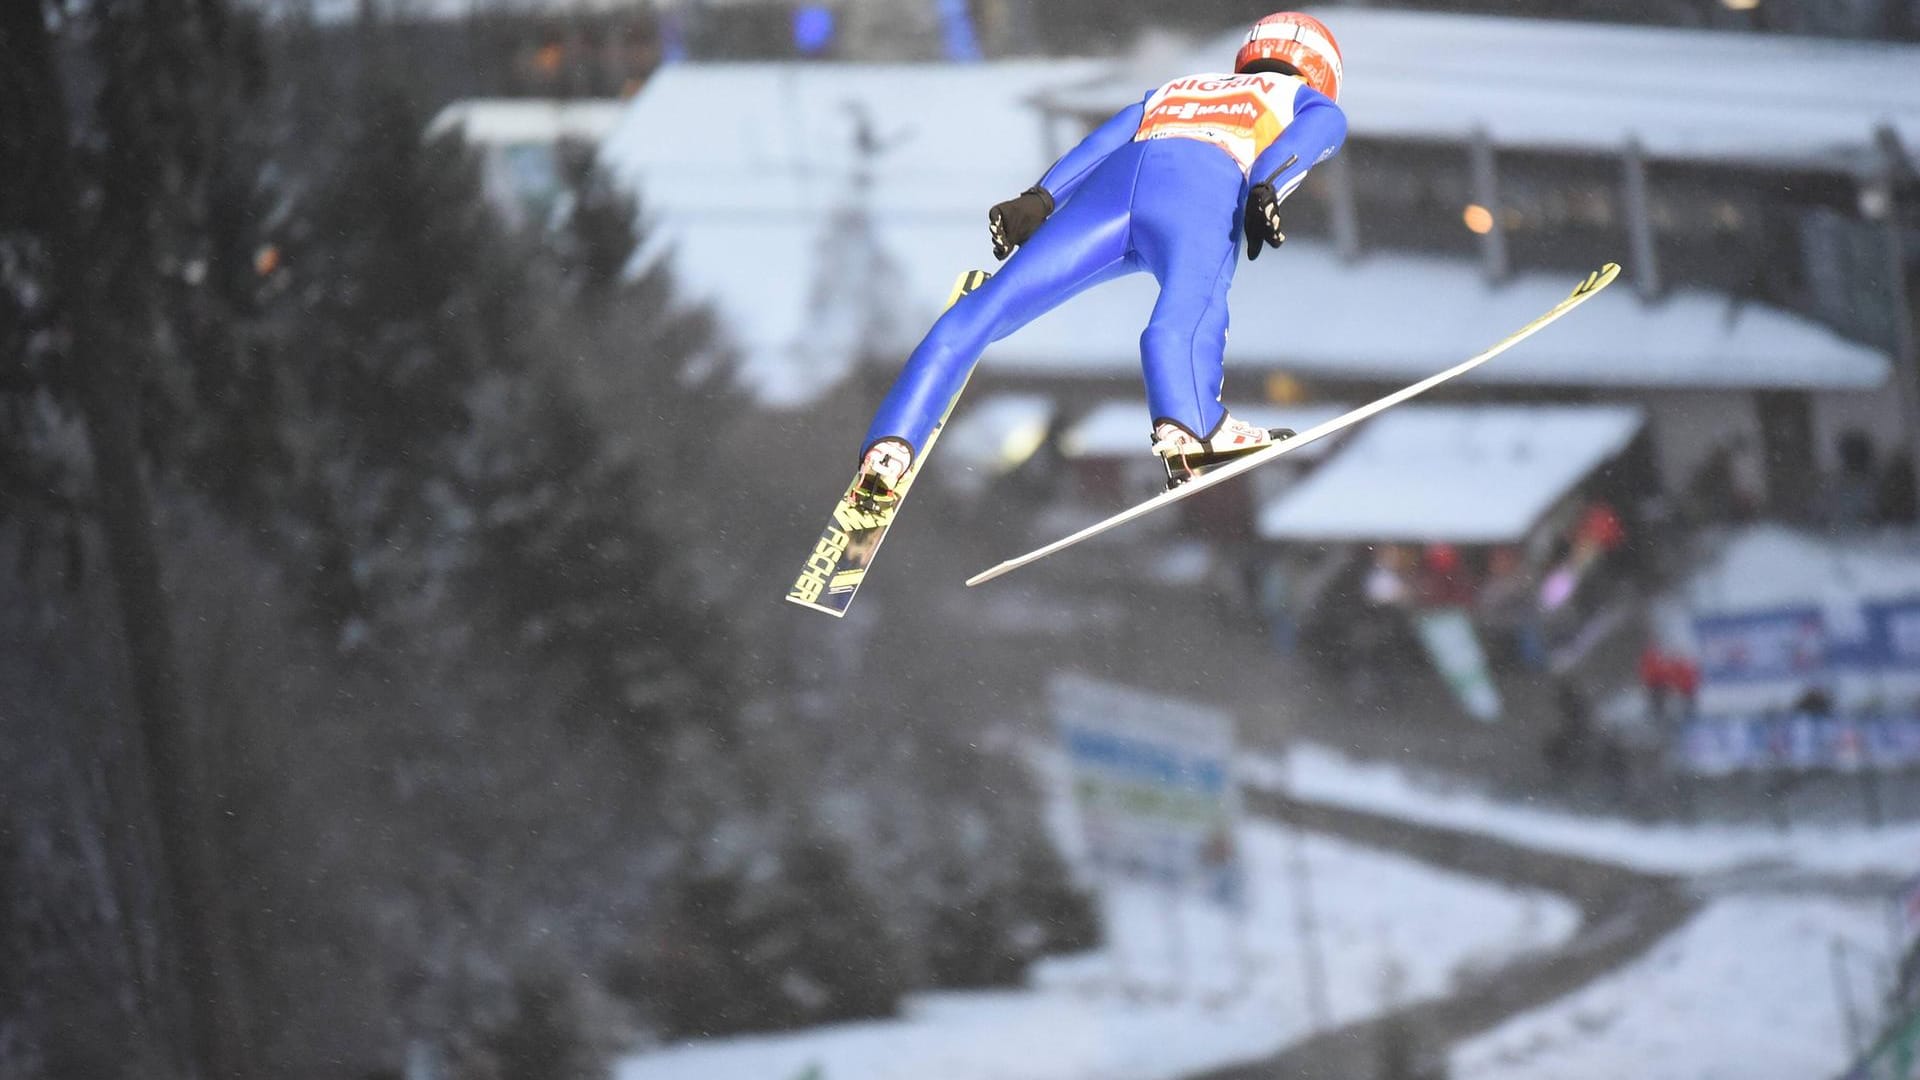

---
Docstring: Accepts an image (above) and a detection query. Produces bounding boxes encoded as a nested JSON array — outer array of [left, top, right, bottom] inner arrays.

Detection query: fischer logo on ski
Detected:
[[785, 269, 991, 617]]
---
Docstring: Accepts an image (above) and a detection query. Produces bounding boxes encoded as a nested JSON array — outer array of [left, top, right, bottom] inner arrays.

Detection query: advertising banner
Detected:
[[1692, 607, 1826, 685], [1051, 672, 1243, 907], [1675, 715, 1920, 775], [1870, 599, 1920, 673]]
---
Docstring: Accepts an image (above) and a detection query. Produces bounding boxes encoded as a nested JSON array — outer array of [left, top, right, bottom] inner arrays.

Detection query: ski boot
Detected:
[[1152, 416, 1295, 490], [850, 438, 913, 513]]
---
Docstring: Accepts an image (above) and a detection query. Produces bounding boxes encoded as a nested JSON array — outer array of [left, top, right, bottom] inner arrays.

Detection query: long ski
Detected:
[[786, 269, 993, 616], [966, 262, 1621, 588]]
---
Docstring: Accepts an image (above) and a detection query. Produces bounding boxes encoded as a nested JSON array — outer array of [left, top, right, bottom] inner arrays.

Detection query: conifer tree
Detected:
[[1, 2, 268, 1075]]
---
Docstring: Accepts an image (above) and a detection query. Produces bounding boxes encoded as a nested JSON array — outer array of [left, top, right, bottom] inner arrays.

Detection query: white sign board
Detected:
[[1051, 672, 1243, 907]]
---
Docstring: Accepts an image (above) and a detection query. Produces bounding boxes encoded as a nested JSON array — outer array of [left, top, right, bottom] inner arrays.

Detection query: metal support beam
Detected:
[[1622, 136, 1661, 299], [1326, 150, 1361, 261], [1469, 126, 1508, 282], [1868, 125, 1920, 520]]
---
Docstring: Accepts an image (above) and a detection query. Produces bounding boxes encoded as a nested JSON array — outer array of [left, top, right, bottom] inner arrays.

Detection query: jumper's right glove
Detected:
[[1244, 181, 1286, 261], [989, 186, 1055, 260]]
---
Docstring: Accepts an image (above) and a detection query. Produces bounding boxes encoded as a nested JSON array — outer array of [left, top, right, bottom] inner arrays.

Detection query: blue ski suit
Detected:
[[862, 71, 1348, 460]]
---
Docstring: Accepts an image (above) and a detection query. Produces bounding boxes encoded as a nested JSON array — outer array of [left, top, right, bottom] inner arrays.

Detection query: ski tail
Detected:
[[965, 262, 1622, 588], [785, 269, 992, 616]]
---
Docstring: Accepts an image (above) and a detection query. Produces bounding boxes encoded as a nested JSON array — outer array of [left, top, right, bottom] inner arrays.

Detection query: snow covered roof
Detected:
[[1060, 400, 1351, 460], [596, 60, 1105, 404], [1255, 403, 1645, 544], [1052, 9, 1920, 173], [1681, 525, 1920, 614], [427, 99, 629, 147], [597, 59, 1891, 406], [990, 245, 1890, 391], [939, 393, 1055, 478]]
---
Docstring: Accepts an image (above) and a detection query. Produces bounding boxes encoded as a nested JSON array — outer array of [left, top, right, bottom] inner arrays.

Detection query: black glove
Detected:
[[988, 186, 1054, 260], [1244, 181, 1286, 261]]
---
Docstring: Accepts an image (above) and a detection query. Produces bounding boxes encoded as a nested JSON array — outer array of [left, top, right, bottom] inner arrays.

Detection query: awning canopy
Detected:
[[1256, 403, 1645, 544]]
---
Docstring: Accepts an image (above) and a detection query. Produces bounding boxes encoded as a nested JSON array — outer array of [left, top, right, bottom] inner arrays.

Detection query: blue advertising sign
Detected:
[[1051, 673, 1244, 908], [1692, 607, 1825, 684], [1868, 598, 1920, 672], [1677, 714, 1920, 775]]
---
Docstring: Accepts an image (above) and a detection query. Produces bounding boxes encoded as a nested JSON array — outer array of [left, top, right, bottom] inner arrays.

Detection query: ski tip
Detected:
[[964, 565, 1008, 588], [1575, 262, 1622, 297]]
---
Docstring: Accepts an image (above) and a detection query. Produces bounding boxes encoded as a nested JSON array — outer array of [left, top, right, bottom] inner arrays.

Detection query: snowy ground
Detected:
[[1254, 743, 1917, 1079], [617, 740, 1920, 1080], [1250, 743, 1920, 878], [616, 822, 1576, 1080], [1450, 896, 1892, 1080]]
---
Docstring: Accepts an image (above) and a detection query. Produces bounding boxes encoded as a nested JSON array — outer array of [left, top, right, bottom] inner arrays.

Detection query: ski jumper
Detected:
[[862, 72, 1347, 460]]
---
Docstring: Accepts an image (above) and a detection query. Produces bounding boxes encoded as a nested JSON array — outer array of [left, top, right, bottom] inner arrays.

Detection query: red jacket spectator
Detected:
[[1639, 644, 1668, 691], [1577, 500, 1627, 553]]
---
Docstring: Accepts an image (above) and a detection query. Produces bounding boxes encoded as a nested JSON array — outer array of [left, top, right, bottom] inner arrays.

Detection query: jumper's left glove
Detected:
[[989, 186, 1055, 260], [1244, 181, 1286, 261]]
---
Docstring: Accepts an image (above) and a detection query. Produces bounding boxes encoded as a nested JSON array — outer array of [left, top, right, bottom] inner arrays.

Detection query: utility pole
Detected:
[[1866, 125, 1920, 518]]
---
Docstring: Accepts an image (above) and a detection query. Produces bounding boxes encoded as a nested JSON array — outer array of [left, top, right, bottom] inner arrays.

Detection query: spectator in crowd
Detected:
[[1668, 652, 1700, 721], [1794, 684, 1835, 718], [1639, 641, 1671, 721], [1690, 436, 1766, 523], [1254, 558, 1297, 655], [1543, 678, 1593, 784], [1820, 430, 1881, 528], [1640, 641, 1699, 725], [1881, 456, 1918, 525], [1479, 544, 1549, 670], [1575, 498, 1627, 556], [1365, 545, 1412, 608], [1417, 543, 1475, 607]]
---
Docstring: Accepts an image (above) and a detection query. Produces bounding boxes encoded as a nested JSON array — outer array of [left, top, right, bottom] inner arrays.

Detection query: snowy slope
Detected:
[[617, 821, 1576, 1080], [1451, 896, 1889, 1080]]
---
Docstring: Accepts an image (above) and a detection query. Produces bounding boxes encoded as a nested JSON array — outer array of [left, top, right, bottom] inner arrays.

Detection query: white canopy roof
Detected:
[[428, 99, 628, 147], [1255, 403, 1645, 544], [1681, 525, 1920, 615], [1053, 9, 1920, 173]]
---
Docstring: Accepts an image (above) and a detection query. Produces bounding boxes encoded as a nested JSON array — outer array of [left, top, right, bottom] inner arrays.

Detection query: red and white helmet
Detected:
[[1234, 12, 1343, 103]]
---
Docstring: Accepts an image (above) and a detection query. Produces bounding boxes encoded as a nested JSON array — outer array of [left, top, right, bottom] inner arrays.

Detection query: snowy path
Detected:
[[1211, 745, 1917, 1079], [1190, 786, 1697, 1080], [1450, 895, 1893, 1080]]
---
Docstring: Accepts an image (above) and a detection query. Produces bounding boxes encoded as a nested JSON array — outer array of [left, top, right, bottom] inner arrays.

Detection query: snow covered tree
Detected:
[[643, 825, 907, 1037]]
